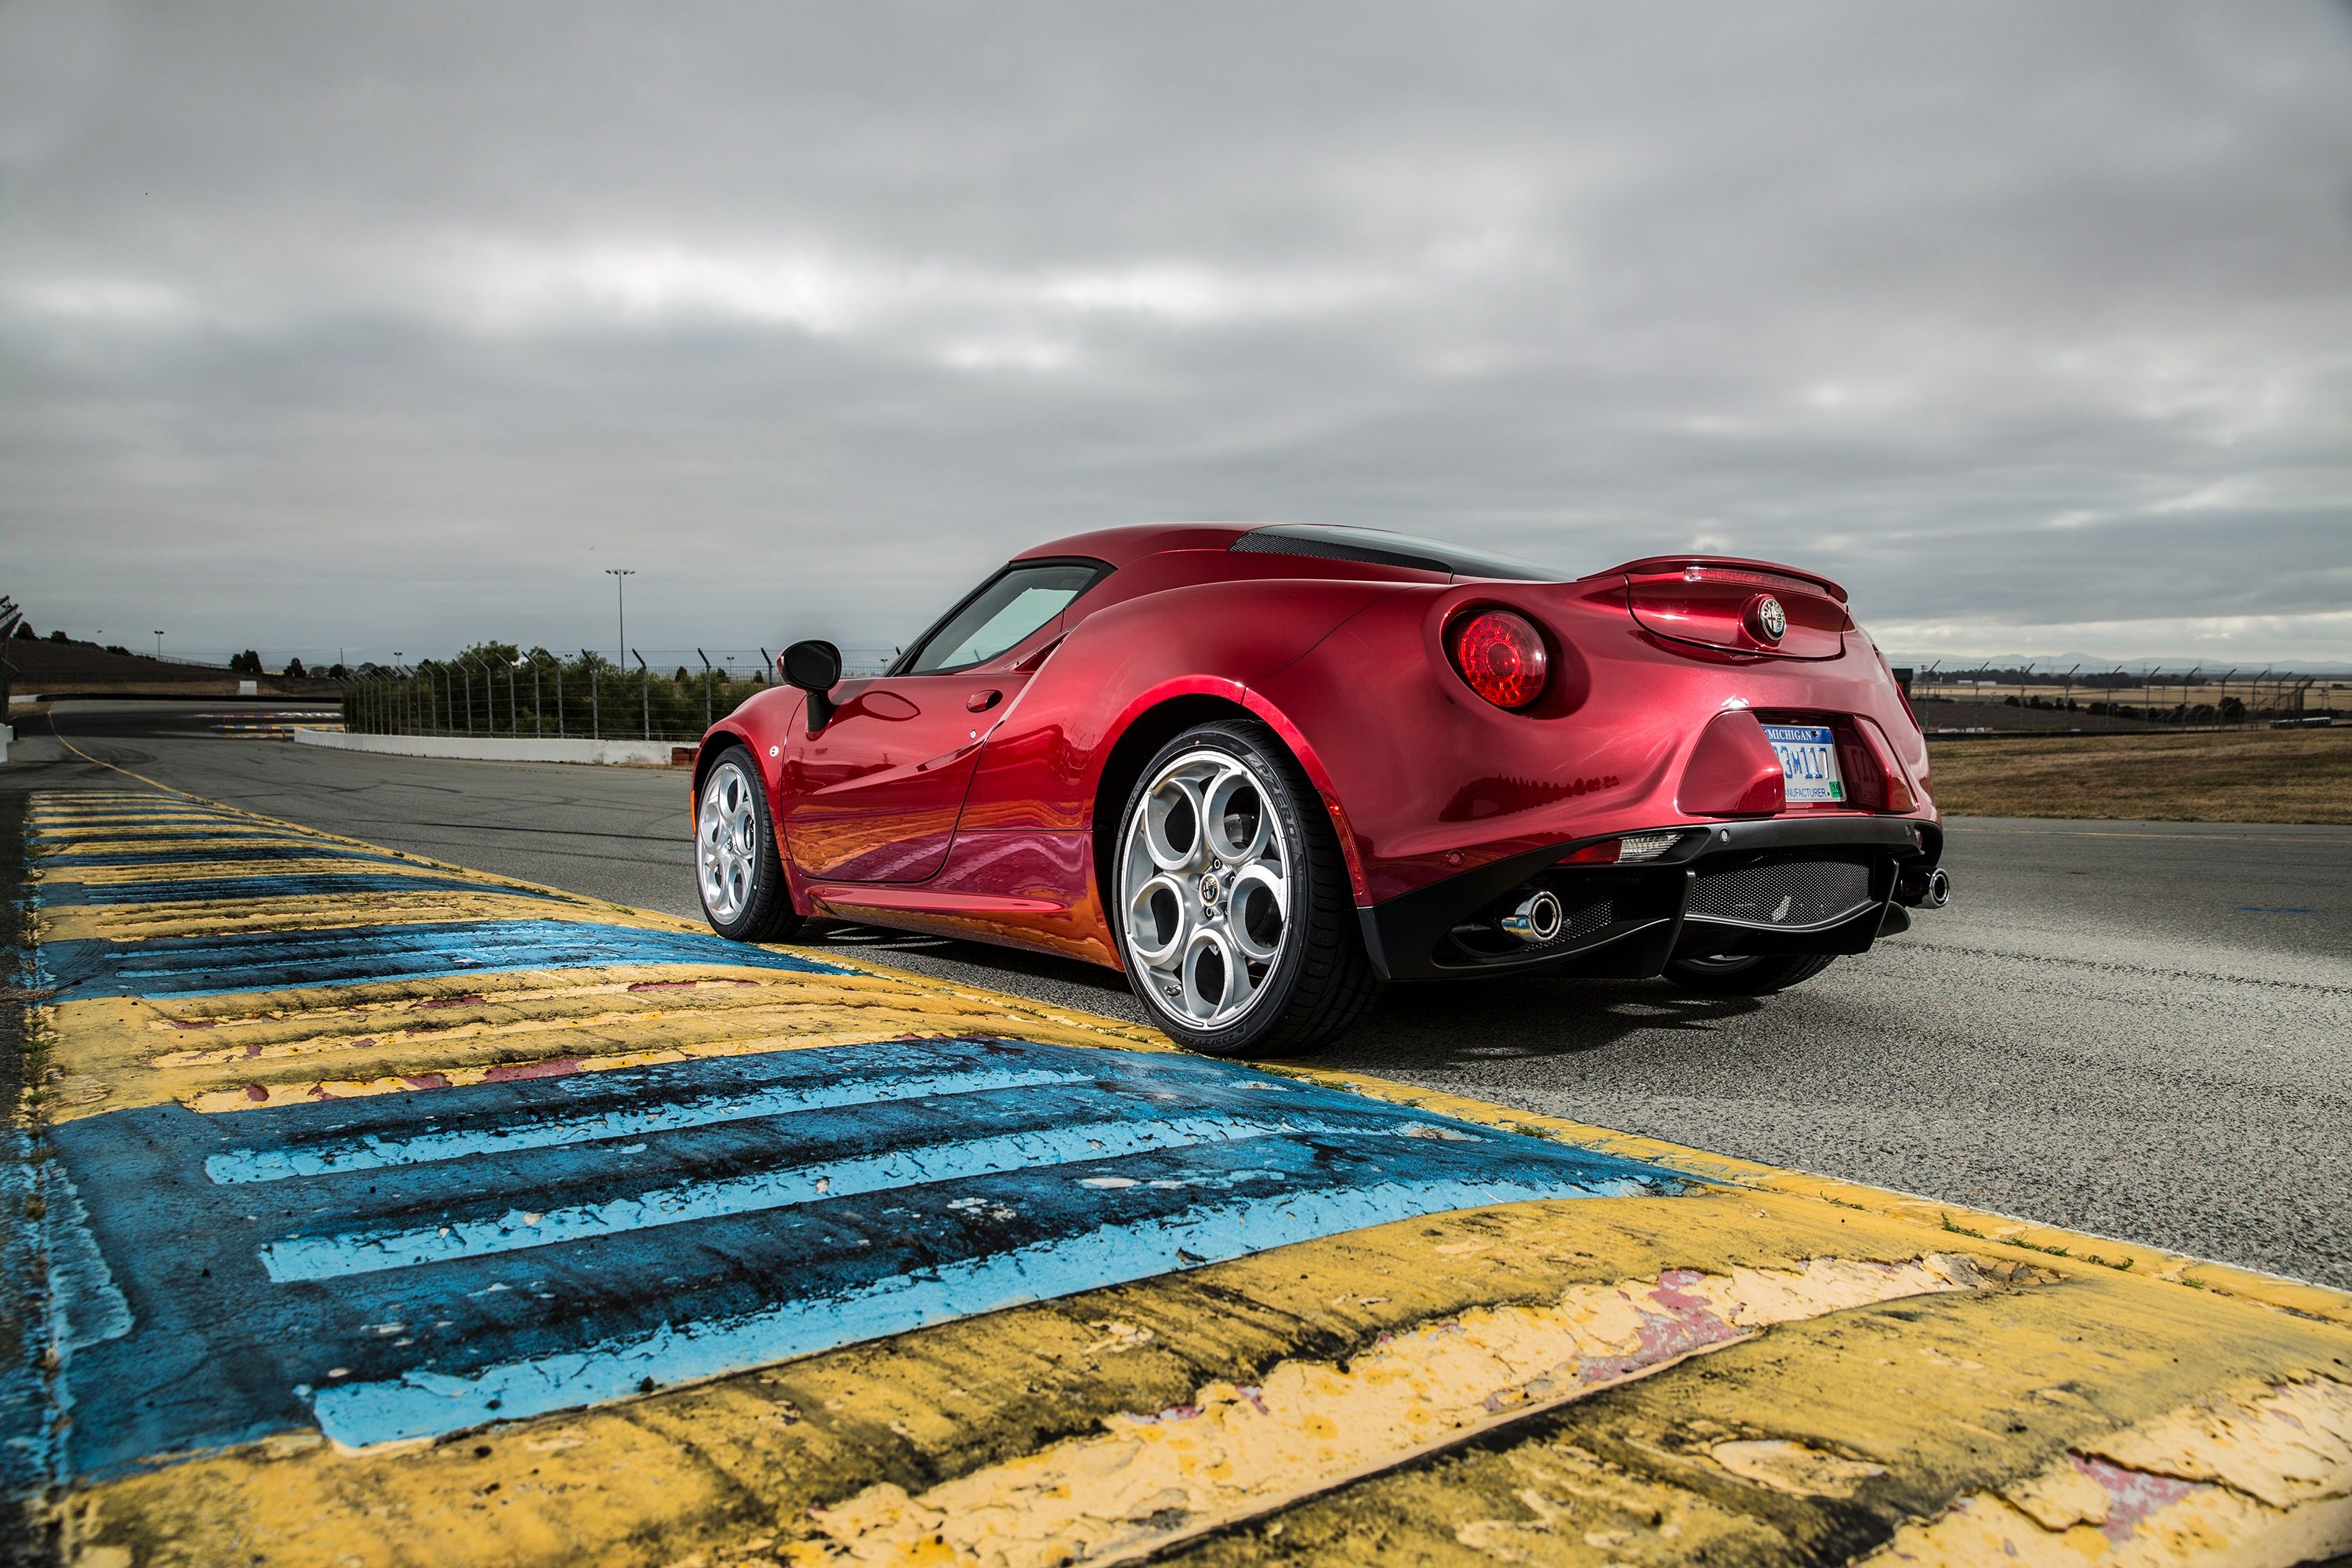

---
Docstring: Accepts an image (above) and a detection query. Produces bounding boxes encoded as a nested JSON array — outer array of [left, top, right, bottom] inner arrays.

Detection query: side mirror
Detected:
[[781, 639, 843, 729]]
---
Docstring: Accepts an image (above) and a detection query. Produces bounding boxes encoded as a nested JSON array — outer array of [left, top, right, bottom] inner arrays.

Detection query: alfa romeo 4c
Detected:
[[692, 524, 1949, 1056]]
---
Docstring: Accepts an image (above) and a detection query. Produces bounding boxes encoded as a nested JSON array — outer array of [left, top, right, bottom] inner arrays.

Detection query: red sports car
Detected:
[[691, 524, 1948, 1055]]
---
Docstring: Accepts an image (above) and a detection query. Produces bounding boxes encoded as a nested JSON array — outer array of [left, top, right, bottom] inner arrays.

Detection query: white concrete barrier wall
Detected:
[[296, 728, 684, 767]]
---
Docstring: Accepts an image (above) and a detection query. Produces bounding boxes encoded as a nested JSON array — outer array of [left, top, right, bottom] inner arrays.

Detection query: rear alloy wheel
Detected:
[[1116, 720, 1376, 1057], [1662, 952, 1835, 996], [696, 747, 804, 943]]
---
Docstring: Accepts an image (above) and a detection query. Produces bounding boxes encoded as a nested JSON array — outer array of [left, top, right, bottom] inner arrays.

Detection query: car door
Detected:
[[779, 558, 1106, 883]]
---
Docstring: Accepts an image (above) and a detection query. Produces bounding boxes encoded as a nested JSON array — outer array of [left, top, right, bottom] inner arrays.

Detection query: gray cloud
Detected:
[[4, 0, 2350, 666]]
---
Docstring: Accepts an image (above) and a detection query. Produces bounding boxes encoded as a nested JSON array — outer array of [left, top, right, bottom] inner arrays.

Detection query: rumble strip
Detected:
[[4, 786, 2348, 1567]]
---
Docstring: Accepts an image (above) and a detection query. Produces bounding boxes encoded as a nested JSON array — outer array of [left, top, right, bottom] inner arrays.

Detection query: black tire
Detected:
[[1661, 952, 1836, 996], [695, 745, 805, 944], [1112, 719, 1377, 1058]]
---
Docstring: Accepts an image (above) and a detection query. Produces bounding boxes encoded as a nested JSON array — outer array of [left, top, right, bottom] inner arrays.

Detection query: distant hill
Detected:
[[3, 637, 342, 698]]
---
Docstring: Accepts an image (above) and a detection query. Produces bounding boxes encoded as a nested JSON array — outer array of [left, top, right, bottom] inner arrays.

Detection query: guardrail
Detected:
[[296, 729, 684, 767]]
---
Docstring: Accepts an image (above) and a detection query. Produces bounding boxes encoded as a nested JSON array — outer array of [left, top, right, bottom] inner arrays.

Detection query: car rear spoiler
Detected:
[[1601, 556, 1849, 604]]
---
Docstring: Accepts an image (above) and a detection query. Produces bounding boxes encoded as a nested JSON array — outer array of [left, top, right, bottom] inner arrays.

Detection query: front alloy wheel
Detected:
[[1115, 720, 1376, 1056], [695, 748, 803, 942], [698, 761, 761, 924]]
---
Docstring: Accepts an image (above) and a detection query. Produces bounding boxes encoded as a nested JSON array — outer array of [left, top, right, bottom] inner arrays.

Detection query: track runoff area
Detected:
[[5, 786, 2349, 1568]]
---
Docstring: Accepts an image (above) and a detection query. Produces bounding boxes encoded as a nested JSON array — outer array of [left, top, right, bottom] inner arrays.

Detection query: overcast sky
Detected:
[[4, 2, 2350, 670]]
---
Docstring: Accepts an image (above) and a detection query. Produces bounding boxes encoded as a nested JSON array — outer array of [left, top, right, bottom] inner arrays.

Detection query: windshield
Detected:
[[1230, 524, 1554, 581], [902, 561, 1107, 673]]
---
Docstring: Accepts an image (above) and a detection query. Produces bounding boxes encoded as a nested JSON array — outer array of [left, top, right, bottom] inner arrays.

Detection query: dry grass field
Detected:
[[1926, 725, 2352, 823]]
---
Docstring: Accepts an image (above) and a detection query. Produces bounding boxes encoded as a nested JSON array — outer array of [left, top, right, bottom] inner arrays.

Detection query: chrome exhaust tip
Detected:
[[1499, 889, 1565, 945], [1896, 866, 1952, 909]]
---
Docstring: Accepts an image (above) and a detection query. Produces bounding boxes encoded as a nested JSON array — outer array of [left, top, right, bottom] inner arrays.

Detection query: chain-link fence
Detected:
[[1898, 664, 2344, 731], [336, 644, 903, 742]]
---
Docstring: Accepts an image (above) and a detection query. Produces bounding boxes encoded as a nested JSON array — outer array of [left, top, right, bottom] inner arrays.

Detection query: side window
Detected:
[[902, 562, 1105, 674]]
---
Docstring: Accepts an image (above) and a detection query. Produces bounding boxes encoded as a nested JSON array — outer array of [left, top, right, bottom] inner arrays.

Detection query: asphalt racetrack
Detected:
[[16, 700, 2350, 1291]]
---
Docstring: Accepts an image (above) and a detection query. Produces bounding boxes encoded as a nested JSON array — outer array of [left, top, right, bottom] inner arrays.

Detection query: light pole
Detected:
[[153, 630, 165, 659], [606, 568, 635, 669], [0, 599, 18, 720]]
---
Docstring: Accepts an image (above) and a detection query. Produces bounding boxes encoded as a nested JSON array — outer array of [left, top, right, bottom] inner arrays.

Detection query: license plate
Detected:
[[1764, 724, 1846, 804]]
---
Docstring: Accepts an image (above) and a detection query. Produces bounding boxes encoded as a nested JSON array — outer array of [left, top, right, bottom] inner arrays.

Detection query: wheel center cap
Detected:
[[1199, 872, 1220, 905]]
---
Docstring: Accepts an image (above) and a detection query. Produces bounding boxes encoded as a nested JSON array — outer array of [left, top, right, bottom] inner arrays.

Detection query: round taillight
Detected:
[[1448, 610, 1549, 709]]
